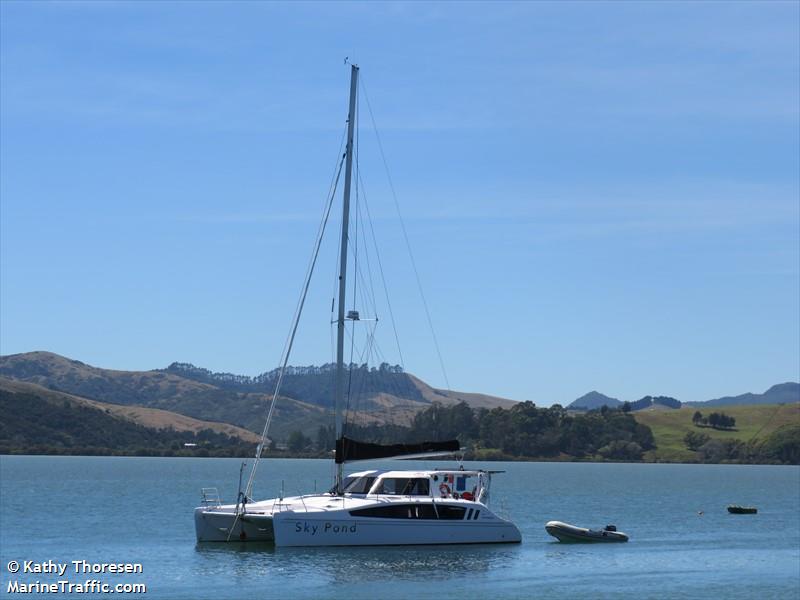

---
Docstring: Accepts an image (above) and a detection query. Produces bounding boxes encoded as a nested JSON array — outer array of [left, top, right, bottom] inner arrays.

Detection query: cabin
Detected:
[[341, 469, 490, 503]]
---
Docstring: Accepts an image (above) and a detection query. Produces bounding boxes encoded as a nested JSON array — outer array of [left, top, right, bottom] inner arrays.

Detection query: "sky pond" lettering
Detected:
[[295, 522, 357, 535]]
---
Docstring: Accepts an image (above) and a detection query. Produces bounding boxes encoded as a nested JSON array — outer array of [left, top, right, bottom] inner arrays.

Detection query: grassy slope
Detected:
[[0, 377, 261, 443], [407, 374, 518, 410], [633, 403, 800, 461]]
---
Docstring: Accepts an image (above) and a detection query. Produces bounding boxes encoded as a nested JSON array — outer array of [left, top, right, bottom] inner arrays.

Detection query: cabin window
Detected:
[[371, 477, 430, 496], [343, 476, 377, 494], [436, 505, 467, 520], [333, 476, 356, 493], [349, 504, 466, 520], [350, 504, 438, 519]]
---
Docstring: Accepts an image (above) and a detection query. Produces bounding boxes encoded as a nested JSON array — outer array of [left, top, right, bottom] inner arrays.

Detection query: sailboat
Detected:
[[194, 65, 522, 547]]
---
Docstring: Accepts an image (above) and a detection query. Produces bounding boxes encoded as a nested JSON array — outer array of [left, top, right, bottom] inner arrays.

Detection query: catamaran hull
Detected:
[[194, 508, 275, 543], [195, 508, 520, 546], [272, 514, 521, 547]]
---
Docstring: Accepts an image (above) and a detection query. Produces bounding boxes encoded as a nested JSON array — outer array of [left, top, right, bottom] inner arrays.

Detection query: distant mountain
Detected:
[[569, 384, 799, 413], [569, 393, 681, 412], [568, 391, 621, 410], [628, 395, 682, 411], [690, 383, 800, 407], [0, 351, 516, 439]]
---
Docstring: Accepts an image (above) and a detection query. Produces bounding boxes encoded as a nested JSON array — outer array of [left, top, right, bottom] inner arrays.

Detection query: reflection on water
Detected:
[[299, 544, 519, 583], [194, 542, 519, 583], [195, 542, 277, 556]]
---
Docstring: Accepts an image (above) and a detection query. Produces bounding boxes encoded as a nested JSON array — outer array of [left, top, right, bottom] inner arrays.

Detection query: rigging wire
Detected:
[[358, 173, 405, 371], [244, 130, 347, 500], [360, 75, 451, 391], [356, 171, 437, 416], [356, 197, 380, 322], [350, 172, 420, 420]]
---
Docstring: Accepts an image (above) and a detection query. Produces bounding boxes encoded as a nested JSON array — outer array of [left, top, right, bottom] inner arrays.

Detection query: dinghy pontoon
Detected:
[[545, 520, 629, 543]]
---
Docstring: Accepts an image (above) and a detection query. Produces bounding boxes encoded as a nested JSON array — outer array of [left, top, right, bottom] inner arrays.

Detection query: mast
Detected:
[[335, 63, 358, 493]]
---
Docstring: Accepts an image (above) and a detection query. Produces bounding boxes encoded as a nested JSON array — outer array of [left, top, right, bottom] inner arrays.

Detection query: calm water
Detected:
[[1, 456, 798, 599]]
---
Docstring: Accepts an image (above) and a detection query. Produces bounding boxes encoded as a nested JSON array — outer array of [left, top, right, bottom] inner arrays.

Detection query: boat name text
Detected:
[[295, 521, 358, 535]]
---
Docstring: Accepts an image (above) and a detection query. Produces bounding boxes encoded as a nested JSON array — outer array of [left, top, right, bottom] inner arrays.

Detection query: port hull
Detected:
[[194, 508, 275, 542]]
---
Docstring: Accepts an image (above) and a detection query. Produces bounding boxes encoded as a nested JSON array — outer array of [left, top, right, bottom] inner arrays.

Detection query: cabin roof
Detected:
[[346, 469, 488, 479]]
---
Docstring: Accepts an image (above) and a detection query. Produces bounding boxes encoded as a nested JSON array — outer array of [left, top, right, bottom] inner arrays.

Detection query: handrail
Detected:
[[200, 487, 222, 507]]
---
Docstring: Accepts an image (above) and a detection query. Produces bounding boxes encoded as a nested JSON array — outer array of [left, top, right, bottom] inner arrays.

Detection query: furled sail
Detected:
[[335, 436, 461, 464]]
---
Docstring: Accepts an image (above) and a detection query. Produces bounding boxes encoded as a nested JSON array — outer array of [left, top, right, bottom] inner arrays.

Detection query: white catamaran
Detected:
[[194, 65, 521, 547]]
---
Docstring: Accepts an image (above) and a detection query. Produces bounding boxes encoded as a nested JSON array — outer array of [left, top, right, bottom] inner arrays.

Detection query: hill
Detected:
[[405, 374, 517, 410], [567, 391, 621, 410], [0, 351, 333, 439], [567, 384, 798, 412], [691, 382, 800, 407], [628, 395, 682, 411], [568, 394, 682, 412], [0, 377, 261, 443], [0, 351, 516, 439], [0, 384, 258, 456], [163, 361, 516, 412], [632, 403, 800, 462]]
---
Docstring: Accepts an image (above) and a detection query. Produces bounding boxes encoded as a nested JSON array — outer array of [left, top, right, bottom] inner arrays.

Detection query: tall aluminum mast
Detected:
[[334, 64, 358, 493]]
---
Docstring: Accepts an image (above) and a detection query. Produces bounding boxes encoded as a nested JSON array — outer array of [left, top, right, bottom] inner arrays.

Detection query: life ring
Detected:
[[439, 483, 451, 497], [461, 491, 474, 501]]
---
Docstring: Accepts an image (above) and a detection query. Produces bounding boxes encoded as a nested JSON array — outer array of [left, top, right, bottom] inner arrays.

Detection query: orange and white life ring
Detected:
[[439, 483, 451, 497]]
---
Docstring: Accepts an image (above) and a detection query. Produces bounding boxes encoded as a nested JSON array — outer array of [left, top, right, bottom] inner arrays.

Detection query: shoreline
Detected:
[[1, 451, 795, 466]]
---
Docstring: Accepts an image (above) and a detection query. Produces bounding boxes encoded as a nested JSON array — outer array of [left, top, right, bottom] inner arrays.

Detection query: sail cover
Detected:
[[335, 436, 461, 464]]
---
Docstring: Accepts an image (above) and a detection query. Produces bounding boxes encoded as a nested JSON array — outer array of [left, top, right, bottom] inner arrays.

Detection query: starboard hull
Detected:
[[195, 505, 521, 547], [272, 513, 521, 547]]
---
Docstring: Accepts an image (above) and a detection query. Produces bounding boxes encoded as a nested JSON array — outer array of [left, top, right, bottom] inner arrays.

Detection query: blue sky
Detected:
[[1, 1, 798, 405]]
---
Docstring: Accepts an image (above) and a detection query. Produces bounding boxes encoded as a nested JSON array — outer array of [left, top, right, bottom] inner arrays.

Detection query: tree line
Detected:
[[684, 424, 799, 464], [283, 401, 656, 461]]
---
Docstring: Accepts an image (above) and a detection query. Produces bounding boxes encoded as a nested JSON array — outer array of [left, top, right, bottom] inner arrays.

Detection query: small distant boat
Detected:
[[727, 505, 757, 514], [545, 520, 629, 543]]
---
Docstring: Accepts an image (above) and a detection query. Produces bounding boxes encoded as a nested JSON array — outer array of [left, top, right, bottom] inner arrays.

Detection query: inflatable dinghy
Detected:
[[545, 520, 629, 543]]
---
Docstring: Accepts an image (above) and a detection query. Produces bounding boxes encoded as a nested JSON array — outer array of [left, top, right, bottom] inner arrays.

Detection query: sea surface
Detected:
[[1, 456, 798, 599]]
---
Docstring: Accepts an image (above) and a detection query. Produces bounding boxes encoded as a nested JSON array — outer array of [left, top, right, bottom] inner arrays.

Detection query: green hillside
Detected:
[[0, 389, 257, 456], [633, 403, 800, 462]]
